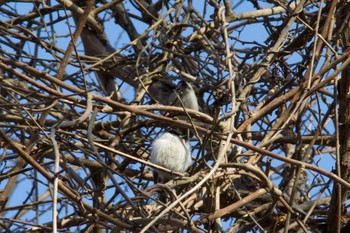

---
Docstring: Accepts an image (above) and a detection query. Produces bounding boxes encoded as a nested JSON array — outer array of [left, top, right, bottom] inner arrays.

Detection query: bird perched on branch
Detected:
[[150, 81, 197, 183], [169, 80, 199, 112], [169, 80, 200, 138], [150, 131, 192, 183]]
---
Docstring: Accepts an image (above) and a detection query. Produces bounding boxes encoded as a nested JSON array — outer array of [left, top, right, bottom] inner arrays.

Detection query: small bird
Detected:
[[169, 81, 200, 138], [150, 131, 192, 183], [169, 81, 199, 112]]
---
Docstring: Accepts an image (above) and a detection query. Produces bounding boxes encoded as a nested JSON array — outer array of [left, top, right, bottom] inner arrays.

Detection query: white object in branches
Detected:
[[150, 132, 192, 182]]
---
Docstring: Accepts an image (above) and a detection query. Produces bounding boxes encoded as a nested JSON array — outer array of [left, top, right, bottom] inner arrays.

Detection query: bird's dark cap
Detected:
[[167, 128, 186, 138]]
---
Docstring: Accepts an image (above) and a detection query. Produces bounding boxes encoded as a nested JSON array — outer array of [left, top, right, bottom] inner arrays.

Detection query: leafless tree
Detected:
[[0, 0, 349, 232]]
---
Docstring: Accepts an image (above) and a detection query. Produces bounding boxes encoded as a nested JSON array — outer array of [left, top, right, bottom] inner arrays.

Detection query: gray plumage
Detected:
[[150, 132, 192, 182], [169, 81, 199, 111]]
